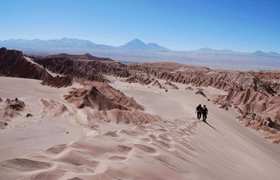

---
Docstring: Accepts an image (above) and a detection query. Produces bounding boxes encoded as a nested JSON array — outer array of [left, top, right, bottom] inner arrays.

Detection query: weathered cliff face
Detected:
[[129, 62, 277, 94], [252, 71, 280, 95], [126, 74, 154, 85], [0, 48, 51, 80], [129, 63, 277, 93], [33, 55, 130, 82], [214, 88, 280, 143], [0, 48, 72, 88]]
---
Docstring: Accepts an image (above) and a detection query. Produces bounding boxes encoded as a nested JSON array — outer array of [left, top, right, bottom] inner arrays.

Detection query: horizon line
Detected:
[[0, 37, 279, 54]]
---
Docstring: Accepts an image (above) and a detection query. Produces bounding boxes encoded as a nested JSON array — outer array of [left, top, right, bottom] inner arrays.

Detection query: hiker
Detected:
[[196, 104, 202, 120], [202, 105, 208, 122]]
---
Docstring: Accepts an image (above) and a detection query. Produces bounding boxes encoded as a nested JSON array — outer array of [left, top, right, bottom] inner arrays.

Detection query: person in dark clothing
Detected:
[[202, 105, 208, 122], [196, 104, 202, 120]]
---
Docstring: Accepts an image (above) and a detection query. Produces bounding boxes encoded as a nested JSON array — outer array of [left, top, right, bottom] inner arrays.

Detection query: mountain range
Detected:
[[0, 38, 168, 52], [1, 38, 280, 70]]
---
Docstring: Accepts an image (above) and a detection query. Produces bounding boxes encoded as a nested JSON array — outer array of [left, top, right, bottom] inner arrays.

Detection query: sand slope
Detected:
[[111, 78, 280, 180], [0, 77, 85, 161], [0, 76, 280, 180]]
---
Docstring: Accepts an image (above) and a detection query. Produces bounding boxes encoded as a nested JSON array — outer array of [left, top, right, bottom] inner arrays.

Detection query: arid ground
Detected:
[[0, 48, 280, 180]]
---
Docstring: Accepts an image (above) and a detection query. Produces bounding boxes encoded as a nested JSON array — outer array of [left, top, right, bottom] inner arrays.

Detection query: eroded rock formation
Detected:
[[34, 54, 130, 81], [65, 81, 143, 111], [64, 81, 159, 126], [0, 48, 72, 87], [128, 62, 280, 142], [0, 48, 51, 80], [0, 98, 25, 129]]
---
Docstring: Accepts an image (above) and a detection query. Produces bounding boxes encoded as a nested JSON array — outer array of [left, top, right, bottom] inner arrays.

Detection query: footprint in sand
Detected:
[[46, 144, 67, 154], [116, 145, 133, 154], [153, 139, 172, 149], [148, 134, 157, 140], [120, 129, 139, 136], [28, 168, 66, 180], [134, 144, 157, 154], [158, 133, 172, 142], [104, 130, 119, 137], [68, 177, 83, 180], [54, 150, 100, 172], [141, 137, 152, 142], [0, 158, 52, 171], [108, 155, 127, 161], [155, 128, 168, 132]]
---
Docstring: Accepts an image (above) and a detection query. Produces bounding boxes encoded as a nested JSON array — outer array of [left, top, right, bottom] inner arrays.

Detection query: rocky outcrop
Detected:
[[128, 63, 278, 93], [0, 48, 51, 80], [152, 80, 164, 89], [64, 81, 158, 126], [185, 86, 194, 91], [46, 53, 114, 61], [34, 54, 130, 81], [164, 81, 179, 89], [0, 48, 128, 83], [195, 88, 207, 98], [40, 99, 68, 117], [214, 88, 280, 143], [126, 74, 153, 85], [80, 86, 130, 110], [65, 81, 143, 111], [215, 88, 280, 123], [41, 75, 72, 88], [0, 48, 72, 88], [0, 98, 25, 129]]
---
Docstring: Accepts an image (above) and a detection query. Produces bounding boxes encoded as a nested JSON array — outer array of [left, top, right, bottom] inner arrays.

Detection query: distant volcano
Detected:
[[120, 38, 168, 51]]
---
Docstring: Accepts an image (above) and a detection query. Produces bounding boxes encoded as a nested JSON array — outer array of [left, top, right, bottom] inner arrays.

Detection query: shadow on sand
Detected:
[[202, 120, 217, 131]]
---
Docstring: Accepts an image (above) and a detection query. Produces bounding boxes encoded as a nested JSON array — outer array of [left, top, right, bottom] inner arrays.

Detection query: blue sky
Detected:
[[0, 0, 279, 52]]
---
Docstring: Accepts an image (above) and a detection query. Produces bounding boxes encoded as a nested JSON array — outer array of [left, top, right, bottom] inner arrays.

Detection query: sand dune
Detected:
[[0, 77, 85, 161], [0, 76, 280, 180], [110, 77, 280, 180]]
